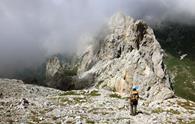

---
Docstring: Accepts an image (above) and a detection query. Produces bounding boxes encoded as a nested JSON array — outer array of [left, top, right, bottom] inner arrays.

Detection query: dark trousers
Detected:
[[130, 101, 137, 116]]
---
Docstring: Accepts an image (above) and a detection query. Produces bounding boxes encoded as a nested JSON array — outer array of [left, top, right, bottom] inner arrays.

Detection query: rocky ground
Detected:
[[0, 79, 195, 124]]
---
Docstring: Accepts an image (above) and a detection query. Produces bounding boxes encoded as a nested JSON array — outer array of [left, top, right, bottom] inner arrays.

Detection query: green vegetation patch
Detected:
[[27, 121, 35, 124], [178, 119, 195, 124], [188, 120, 195, 124], [167, 109, 180, 115], [73, 97, 87, 103], [30, 116, 41, 123], [109, 93, 122, 99], [165, 53, 195, 102], [86, 119, 95, 124], [88, 90, 101, 96], [152, 108, 164, 114], [59, 91, 80, 96], [59, 90, 101, 96], [152, 107, 181, 115], [177, 100, 195, 110], [55, 96, 88, 105]]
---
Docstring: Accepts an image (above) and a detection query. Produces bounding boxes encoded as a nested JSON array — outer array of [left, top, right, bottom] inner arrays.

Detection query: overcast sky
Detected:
[[0, 0, 195, 75]]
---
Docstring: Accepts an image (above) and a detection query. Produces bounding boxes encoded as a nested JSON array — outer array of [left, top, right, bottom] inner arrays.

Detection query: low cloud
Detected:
[[0, 0, 195, 76]]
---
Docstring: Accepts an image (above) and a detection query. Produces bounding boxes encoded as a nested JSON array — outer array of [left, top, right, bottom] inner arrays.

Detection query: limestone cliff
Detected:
[[45, 55, 77, 90], [78, 13, 174, 101], [44, 13, 174, 101], [46, 56, 63, 80]]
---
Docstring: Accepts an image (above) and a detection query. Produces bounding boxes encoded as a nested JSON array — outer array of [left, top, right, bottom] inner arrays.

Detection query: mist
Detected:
[[0, 0, 195, 76]]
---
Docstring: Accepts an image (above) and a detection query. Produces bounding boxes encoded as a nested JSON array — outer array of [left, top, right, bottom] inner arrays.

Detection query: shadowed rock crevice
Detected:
[[136, 21, 147, 42]]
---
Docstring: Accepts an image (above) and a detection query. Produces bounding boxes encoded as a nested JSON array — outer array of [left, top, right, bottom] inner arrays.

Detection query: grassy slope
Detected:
[[153, 22, 195, 101], [164, 53, 195, 101]]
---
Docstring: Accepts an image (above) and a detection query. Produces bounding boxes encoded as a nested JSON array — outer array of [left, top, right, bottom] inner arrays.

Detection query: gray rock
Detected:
[[46, 56, 63, 80], [78, 12, 173, 101]]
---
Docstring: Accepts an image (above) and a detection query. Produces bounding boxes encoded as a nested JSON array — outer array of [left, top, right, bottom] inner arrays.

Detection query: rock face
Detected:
[[46, 56, 63, 80], [45, 55, 77, 90], [44, 13, 174, 101], [78, 13, 174, 101]]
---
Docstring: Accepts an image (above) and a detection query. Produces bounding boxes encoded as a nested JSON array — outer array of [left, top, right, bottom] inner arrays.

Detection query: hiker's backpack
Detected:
[[130, 91, 139, 102]]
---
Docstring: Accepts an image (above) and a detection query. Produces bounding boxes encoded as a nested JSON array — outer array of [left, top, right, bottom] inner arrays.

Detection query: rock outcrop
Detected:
[[78, 13, 174, 101], [46, 56, 63, 80], [45, 55, 78, 90]]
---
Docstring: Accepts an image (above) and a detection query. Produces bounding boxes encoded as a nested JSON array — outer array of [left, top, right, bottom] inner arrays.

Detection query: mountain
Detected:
[[44, 12, 174, 101], [0, 13, 195, 123], [77, 12, 173, 101]]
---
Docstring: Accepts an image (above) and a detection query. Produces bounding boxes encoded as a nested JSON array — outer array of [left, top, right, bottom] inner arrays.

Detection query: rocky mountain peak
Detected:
[[44, 13, 174, 101], [78, 13, 174, 101]]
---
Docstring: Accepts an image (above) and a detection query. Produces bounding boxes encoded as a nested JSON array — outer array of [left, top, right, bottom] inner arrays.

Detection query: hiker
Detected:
[[130, 87, 139, 116]]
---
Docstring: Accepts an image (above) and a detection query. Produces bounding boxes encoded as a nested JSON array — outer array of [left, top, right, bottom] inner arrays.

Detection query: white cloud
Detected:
[[0, 0, 195, 74]]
